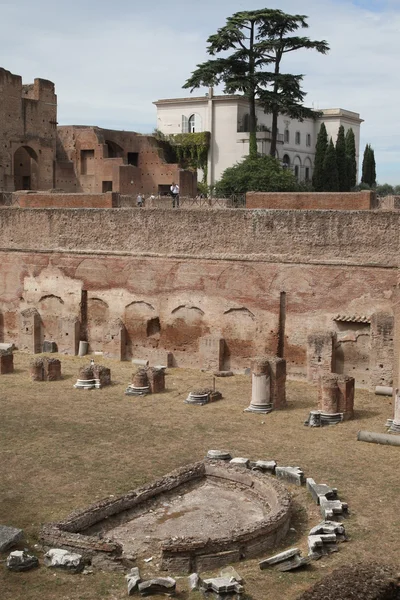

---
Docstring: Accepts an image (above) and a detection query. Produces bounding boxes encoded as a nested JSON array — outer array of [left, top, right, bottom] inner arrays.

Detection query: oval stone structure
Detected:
[[40, 461, 292, 573]]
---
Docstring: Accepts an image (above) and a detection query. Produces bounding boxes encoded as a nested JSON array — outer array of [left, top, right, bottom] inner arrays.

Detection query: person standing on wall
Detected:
[[170, 182, 180, 208]]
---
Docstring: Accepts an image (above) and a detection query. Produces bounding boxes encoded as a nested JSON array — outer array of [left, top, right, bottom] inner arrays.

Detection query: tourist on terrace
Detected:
[[170, 182, 180, 208], [136, 193, 144, 207]]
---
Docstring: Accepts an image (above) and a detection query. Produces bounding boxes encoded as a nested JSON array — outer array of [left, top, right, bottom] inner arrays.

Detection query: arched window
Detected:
[[282, 154, 291, 168], [188, 113, 202, 133]]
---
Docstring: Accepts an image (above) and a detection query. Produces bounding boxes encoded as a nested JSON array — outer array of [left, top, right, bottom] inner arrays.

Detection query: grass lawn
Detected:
[[0, 352, 398, 599]]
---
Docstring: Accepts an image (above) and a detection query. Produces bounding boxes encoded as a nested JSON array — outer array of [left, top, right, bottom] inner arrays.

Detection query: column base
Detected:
[[244, 403, 273, 414]]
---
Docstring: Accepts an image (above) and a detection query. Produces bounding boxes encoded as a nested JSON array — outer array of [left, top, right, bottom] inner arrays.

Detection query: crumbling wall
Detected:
[[0, 208, 397, 381]]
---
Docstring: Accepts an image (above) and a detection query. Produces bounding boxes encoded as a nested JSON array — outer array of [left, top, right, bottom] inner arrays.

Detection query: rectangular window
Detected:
[[102, 181, 113, 192], [306, 134, 311, 147], [305, 167, 310, 180], [294, 165, 299, 178], [127, 152, 139, 166], [295, 132, 301, 145], [284, 130, 290, 143]]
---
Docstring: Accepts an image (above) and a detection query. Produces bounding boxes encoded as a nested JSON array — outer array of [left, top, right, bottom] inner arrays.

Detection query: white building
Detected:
[[154, 89, 363, 187]]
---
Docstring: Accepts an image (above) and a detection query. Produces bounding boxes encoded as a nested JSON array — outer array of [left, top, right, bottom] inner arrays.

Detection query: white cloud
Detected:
[[1, 0, 400, 182]]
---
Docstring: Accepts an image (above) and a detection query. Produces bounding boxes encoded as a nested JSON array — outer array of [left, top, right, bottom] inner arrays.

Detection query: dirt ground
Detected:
[[0, 352, 399, 600]]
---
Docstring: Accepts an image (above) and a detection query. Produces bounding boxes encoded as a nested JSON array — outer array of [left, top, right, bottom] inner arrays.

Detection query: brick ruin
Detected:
[[0, 207, 398, 390], [40, 460, 292, 572], [0, 68, 196, 197]]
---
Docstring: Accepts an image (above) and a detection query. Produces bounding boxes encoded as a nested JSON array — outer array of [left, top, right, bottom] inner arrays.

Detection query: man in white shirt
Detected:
[[170, 182, 180, 208]]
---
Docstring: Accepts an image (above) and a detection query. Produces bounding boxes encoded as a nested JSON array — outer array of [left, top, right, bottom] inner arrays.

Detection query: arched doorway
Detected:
[[14, 146, 39, 190]]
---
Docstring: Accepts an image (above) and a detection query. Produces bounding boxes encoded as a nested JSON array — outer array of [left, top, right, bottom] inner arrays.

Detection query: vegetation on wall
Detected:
[[183, 9, 329, 159], [154, 130, 210, 183]]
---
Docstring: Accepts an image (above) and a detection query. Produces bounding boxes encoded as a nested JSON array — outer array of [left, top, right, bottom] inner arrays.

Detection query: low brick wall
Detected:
[[40, 461, 291, 572], [14, 191, 117, 208], [246, 191, 377, 210]]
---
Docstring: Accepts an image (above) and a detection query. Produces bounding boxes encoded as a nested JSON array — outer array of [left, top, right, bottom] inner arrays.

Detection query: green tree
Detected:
[[335, 125, 348, 191], [214, 155, 300, 196], [312, 122, 328, 191], [183, 9, 329, 158], [345, 128, 357, 189], [323, 138, 339, 191], [361, 144, 377, 187], [376, 183, 394, 197]]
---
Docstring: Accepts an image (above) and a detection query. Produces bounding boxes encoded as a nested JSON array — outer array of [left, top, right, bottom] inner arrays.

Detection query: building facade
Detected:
[[154, 90, 363, 187]]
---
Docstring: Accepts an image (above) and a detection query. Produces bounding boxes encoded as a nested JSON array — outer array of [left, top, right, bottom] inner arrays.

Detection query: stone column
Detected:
[[245, 358, 273, 414], [318, 375, 339, 414], [389, 389, 400, 433]]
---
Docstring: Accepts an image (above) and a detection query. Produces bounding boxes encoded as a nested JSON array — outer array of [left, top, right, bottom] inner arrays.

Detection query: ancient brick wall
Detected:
[[0, 208, 397, 386], [14, 191, 117, 208], [246, 191, 377, 210], [56, 126, 196, 196], [0, 68, 57, 192]]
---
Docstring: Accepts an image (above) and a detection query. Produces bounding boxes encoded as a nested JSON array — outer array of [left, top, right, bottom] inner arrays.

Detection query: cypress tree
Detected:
[[345, 128, 357, 189], [370, 146, 376, 187], [312, 122, 328, 191], [323, 138, 339, 191], [335, 125, 348, 191], [361, 144, 369, 185]]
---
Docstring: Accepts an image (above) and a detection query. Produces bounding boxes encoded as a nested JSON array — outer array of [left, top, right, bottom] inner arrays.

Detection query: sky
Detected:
[[1, 0, 400, 183]]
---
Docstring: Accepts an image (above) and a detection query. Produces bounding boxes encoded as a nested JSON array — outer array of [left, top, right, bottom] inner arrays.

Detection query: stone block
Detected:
[[0, 352, 13, 374], [42, 340, 57, 353], [275, 466, 305, 486], [126, 567, 141, 595], [206, 450, 232, 461], [199, 336, 225, 371], [188, 573, 200, 591], [308, 534, 338, 556], [259, 548, 300, 568], [146, 367, 165, 393], [306, 478, 338, 504], [138, 577, 176, 596], [7, 550, 39, 572], [307, 332, 335, 383], [0, 525, 24, 552], [44, 548, 84, 573], [202, 577, 242, 594], [252, 460, 277, 473], [230, 457, 250, 467], [320, 497, 348, 520]]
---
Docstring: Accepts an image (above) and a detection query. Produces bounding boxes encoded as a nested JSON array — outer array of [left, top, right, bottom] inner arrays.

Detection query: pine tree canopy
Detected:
[[183, 9, 329, 158]]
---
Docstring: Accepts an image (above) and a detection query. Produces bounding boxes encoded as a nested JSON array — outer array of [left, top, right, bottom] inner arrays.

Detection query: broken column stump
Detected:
[[305, 374, 355, 426], [29, 357, 62, 381], [74, 364, 111, 389]]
